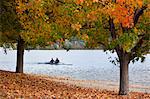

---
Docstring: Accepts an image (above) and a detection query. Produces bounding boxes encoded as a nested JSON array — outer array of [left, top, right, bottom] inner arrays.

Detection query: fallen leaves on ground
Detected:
[[0, 70, 150, 99]]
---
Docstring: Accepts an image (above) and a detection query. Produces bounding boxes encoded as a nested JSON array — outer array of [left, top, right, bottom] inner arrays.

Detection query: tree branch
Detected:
[[134, 6, 147, 25], [97, 41, 107, 48], [108, 18, 124, 61], [109, 18, 116, 39], [130, 34, 149, 60]]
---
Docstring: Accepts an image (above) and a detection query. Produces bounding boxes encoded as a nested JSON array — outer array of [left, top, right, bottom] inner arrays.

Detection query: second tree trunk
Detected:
[[119, 53, 130, 95]]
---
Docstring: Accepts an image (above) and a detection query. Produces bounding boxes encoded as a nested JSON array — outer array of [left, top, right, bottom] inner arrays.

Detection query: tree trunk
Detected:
[[16, 36, 25, 73], [119, 53, 130, 95]]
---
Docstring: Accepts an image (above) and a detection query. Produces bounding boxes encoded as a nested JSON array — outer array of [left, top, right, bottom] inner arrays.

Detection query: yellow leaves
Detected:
[[87, 11, 98, 21], [116, 0, 143, 8], [137, 0, 143, 8], [82, 34, 89, 41], [55, 17, 71, 28], [129, 0, 143, 8], [76, 0, 100, 5], [35, 0, 41, 3], [122, 43, 132, 52], [122, 38, 137, 52], [16, 1, 26, 14], [116, 0, 125, 4], [93, 0, 99, 3], [113, 18, 119, 24], [16, 0, 44, 17], [133, 27, 138, 34], [71, 23, 82, 31]]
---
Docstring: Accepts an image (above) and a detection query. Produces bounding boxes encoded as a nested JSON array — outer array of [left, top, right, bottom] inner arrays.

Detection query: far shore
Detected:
[[0, 70, 150, 98]]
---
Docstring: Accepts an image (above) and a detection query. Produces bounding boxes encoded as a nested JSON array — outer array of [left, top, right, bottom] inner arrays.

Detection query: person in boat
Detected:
[[55, 58, 60, 64], [50, 58, 54, 64]]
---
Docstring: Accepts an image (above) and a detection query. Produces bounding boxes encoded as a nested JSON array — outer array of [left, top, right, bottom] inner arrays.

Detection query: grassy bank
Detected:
[[0, 70, 150, 98]]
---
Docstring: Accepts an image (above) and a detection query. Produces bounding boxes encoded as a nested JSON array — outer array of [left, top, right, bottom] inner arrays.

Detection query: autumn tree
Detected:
[[0, 0, 24, 73], [59, 0, 150, 95], [0, 0, 64, 73]]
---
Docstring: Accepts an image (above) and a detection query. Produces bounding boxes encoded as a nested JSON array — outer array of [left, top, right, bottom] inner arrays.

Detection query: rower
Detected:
[[55, 58, 60, 64], [50, 58, 54, 64]]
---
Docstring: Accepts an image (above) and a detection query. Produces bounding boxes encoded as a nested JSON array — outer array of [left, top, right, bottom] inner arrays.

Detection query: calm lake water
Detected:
[[0, 49, 150, 88]]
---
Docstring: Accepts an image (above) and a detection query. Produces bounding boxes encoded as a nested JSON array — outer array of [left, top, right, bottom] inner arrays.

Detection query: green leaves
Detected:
[[0, 0, 21, 43], [119, 33, 138, 52]]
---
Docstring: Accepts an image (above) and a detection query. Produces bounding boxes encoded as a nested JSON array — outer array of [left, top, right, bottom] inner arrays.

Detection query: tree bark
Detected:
[[16, 36, 25, 73], [119, 53, 130, 95]]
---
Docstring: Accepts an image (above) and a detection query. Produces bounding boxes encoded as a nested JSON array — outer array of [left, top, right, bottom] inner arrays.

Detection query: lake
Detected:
[[0, 49, 150, 90]]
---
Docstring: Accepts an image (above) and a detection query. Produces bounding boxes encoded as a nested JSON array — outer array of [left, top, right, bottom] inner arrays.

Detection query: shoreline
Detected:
[[31, 74, 150, 93], [0, 70, 150, 98]]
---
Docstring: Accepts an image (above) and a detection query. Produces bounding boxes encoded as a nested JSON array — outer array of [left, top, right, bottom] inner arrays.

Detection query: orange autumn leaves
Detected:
[[76, 0, 84, 4], [112, 0, 143, 28], [1, 70, 150, 98], [76, 0, 144, 28], [116, 0, 143, 8], [111, 4, 134, 28]]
